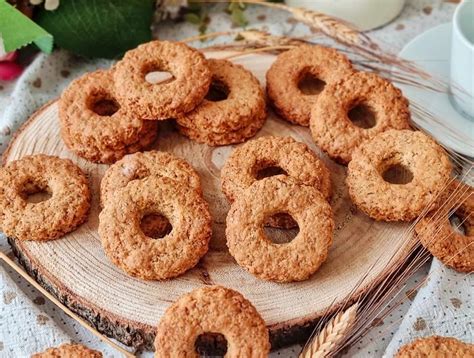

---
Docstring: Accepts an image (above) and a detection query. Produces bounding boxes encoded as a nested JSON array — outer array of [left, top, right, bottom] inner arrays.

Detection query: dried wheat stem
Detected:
[[300, 303, 359, 358], [222, 45, 296, 59], [182, 31, 231, 43], [0, 251, 136, 358], [244, 0, 366, 46]]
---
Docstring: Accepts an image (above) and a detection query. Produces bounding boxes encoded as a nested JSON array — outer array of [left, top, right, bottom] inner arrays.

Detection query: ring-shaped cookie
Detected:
[[226, 177, 334, 282], [177, 58, 266, 134], [310, 71, 411, 164], [61, 118, 158, 164], [347, 130, 452, 222], [395, 336, 474, 357], [177, 112, 266, 146], [100, 150, 202, 205], [59, 69, 154, 150], [415, 180, 473, 272], [266, 45, 354, 126], [113, 40, 211, 119], [154, 285, 270, 358], [98, 176, 211, 280], [221, 135, 331, 202], [0, 155, 91, 241]]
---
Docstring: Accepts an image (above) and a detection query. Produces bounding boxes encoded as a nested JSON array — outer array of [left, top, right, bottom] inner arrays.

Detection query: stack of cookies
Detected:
[[221, 136, 334, 282], [98, 150, 212, 280], [176, 58, 267, 146], [59, 41, 268, 163]]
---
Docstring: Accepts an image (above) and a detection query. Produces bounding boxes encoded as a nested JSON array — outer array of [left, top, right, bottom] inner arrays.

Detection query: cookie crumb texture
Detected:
[[347, 130, 452, 221], [0, 154, 91, 241], [32, 343, 102, 358], [310, 71, 411, 164], [100, 150, 202, 206], [266, 45, 354, 126], [226, 177, 334, 282], [154, 285, 270, 358], [395, 336, 474, 357], [99, 176, 211, 280], [221, 135, 331, 202], [177, 58, 267, 146], [415, 180, 474, 273], [113, 40, 211, 120]]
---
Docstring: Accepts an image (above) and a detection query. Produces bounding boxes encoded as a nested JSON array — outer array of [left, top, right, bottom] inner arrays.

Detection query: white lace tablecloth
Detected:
[[1, 1, 472, 357]]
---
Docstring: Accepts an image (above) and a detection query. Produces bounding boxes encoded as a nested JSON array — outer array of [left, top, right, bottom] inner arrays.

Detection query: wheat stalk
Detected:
[[300, 303, 358, 358], [244, 0, 370, 47], [237, 29, 311, 47]]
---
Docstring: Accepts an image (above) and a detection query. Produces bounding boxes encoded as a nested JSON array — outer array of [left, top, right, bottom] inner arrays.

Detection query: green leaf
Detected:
[[0, 0, 53, 53], [34, 0, 155, 59], [230, 8, 248, 28], [184, 13, 201, 25]]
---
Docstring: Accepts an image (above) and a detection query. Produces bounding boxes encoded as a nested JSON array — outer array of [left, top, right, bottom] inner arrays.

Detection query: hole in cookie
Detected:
[[255, 165, 288, 180], [382, 164, 414, 185], [449, 212, 468, 236], [205, 80, 230, 102], [195, 332, 228, 356], [298, 72, 326, 95], [21, 181, 52, 204], [89, 95, 120, 116], [348, 103, 377, 129], [140, 213, 172, 239], [264, 213, 299, 244]]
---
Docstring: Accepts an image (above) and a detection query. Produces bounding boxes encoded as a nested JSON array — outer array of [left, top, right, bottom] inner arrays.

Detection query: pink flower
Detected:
[[0, 51, 23, 81]]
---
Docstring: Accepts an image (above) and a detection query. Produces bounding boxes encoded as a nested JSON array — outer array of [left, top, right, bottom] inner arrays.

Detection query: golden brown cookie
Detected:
[[310, 71, 411, 164], [59, 69, 155, 152], [226, 177, 334, 282], [221, 135, 331, 201], [100, 150, 202, 206], [113, 40, 211, 120], [176, 58, 267, 145], [266, 45, 354, 126], [61, 119, 158, 164], [415, 180, 473, 273], [32, 343, 102, 358], [0, 155, 90, 241], [154, 285, 270, 358], [177, 111, 266, 146], [98, 176, 211, 280], [395, 336, 474, 357], [347, 130, 452, 222]]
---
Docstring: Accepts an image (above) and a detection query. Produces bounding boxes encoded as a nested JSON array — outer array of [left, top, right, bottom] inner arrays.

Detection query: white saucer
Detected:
[[397, 23, 473, 157]]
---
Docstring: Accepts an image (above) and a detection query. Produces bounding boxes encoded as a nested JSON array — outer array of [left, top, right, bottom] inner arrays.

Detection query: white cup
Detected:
[[450, 0, 474, 119]]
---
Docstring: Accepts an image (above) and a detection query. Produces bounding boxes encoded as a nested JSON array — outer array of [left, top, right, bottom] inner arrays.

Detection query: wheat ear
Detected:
[[300, 303, 359, 358]]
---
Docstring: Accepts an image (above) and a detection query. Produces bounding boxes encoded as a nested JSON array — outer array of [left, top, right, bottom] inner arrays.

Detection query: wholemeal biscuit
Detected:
[[221, 135, 331, 202], [347, 130, 452, 221], [98, 176, 211, 280], [226, 177, 334, 282], [113, 41, 211, 120], [310, 71, 411, 164], [0, 155, 90, 241], [61, 119, 158, 164], [32, 343, 102, 358], [266, 45, 354, 126], [415, 180, 473, 273], [154, 285, 270, 358], [177, 58, 267, 143], [100, 150, 202, 205], [395, 336, 474, 357], [177, 110, 266, 146]]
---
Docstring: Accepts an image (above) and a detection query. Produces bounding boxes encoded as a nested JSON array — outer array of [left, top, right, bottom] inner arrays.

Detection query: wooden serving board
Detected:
[[4, 52, 413, 351]]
